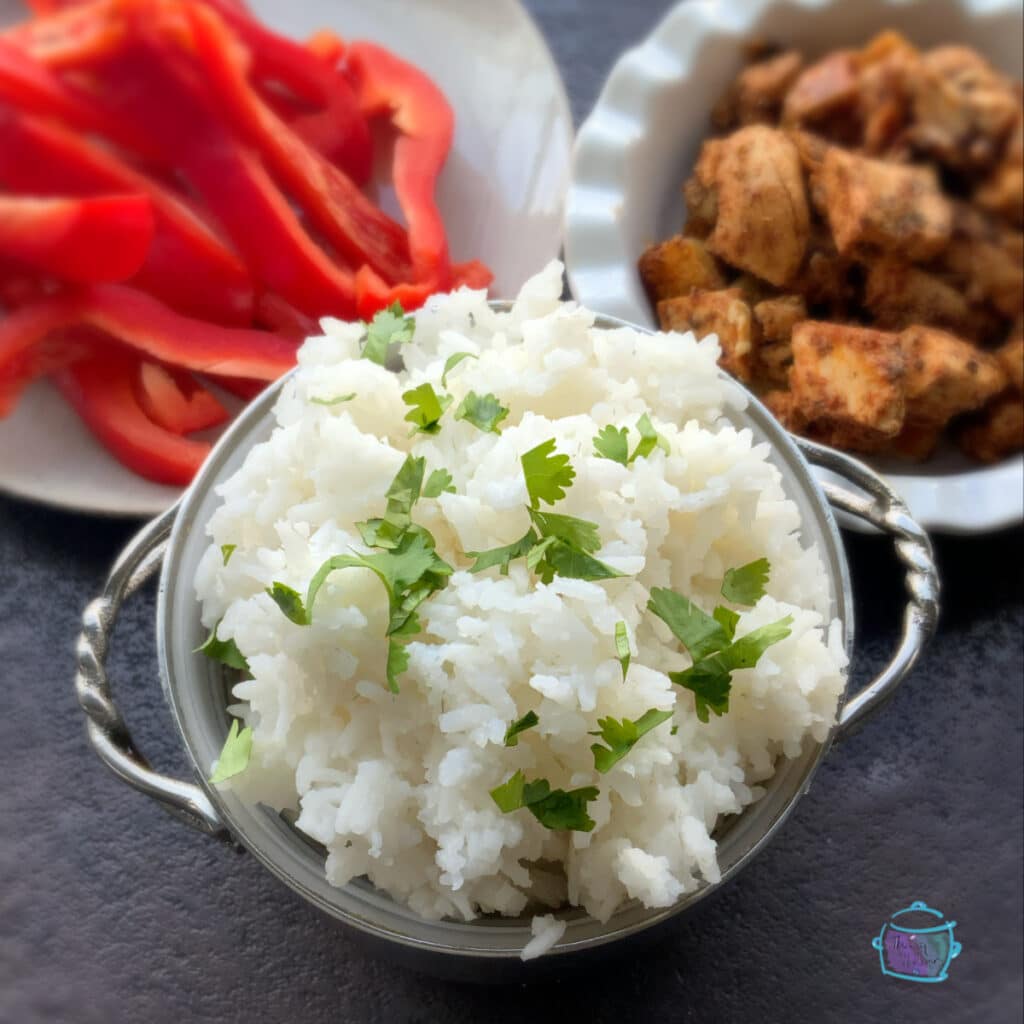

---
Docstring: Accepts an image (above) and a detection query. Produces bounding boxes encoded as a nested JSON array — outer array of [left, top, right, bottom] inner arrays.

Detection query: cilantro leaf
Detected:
[[521, 438, 576, 508], [196, 622, 249, 672], [423, 468, 455, 498], [362, 302, 414, 366], [593, 425, 629, 465], [721, 558, 771, 606], [455, 391, 509, 434], [220, 544, 236, 566], [441, 351, 478, 387], [310, 392, 356, 406], [403, 382, 452, 435], [528, 508, 601, 553], [267, 583, 309, 626], [504, 710, 539, 747], [713, 605, 740, 642], [356, 455, 426, 550], [466, 528, 538, 575], [540, 541, 623, 582], [614, 621, 631, 681], [209, 719, 253, 784], [490, 772, 599, 832], [386, 639, 409, 694], [629, 413, 671, 463], [648, 587, 731, 662], [671, 616, 794, 722], [589, 708, 673, 773], [670, 724, 679, 736]]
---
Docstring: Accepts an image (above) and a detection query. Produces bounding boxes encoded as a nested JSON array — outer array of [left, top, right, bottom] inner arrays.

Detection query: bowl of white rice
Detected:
[[76, 262, 938, 974]]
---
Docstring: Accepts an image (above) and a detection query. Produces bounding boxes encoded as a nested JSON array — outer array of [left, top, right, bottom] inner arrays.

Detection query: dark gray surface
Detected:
[[1, 1, 1022, 1022]]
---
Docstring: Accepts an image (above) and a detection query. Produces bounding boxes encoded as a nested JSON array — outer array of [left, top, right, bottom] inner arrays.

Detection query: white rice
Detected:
[[195, 261, 847, 958]]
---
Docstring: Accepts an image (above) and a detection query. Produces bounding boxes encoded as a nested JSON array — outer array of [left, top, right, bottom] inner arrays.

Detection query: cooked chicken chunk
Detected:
[[753, 295, 807, 387], [959, 395, 1024, 462], [865, 262, 974, 337], [657, 288, 755, 381], [854, 31, 921, 156], [996, 331, 1024, 393], [911, 46, 1020, 169], [682, 140, 721, 238], [691, 126, 810, 287], [940, 208, 1024, 321], [638, 235, 726, 304], [782, 51, 860, 126], [761, 388, 799, 430], [899, 325, 1008, 426], [815, 148, 952, 260], [719, 50, 804, 127], [975, 115, 1024, 227], [883, 421, 945, 462], [789, 321, 906, 452]]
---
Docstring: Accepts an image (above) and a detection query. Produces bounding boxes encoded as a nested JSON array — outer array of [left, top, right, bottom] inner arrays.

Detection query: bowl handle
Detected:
[[75, 503, 230, 841], [795, 438, 940, 736]]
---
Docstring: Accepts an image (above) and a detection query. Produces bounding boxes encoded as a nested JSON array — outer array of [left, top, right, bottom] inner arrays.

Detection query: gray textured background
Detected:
[[1, 2, 1022, 1022]]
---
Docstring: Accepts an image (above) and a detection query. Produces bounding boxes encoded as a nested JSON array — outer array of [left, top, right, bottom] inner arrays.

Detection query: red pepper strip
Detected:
[[71, 22, 359, 320], [5, 0, 126, 70], [0, 287, 299, 385], [0, 194, 154, 283], [214, 375, 266, 401], [193, 0, 372, 183], [306, 30, 346, 67], [451, 260, 495, 291], [0, 108, 253, 324], [354, 260, 496, 320], [345, 41, 455, 287], [185, 4, 411, 284], [0, 37, 164, 163], [135, 361, 229, 435], [255, 292, 317, 339], [54, 347, 211, 485]]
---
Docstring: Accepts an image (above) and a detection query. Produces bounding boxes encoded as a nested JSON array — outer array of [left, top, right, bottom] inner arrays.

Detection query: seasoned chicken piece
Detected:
[[794, 224, 855, 312], [940, 206, 1024, 321], [753, 295, 807, 387], [657, 288, 755, 382], [996, 331, 1024, 393], [883, 421, 945, 462], [865, 261, 974, 337], [899, 325, 1007, 426], [782, 51, 860, 126], [719, 50, 804, 127], [854, 32, 920, 155], [682, 140, 722, 238], [959, 394, 1024, 462], [911, 46, 1020, 170], [697, 126, 811, 287], [975, 115, 1024, 227], [761, 388, 799, 430], [789, 129, 830, 178], [789, 321, 906, 452], [814, 148, 952, 260], [638, 236, 726, 303]]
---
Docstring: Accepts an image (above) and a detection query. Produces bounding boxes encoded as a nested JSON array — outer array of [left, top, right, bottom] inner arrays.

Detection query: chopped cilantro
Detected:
[[423, 468, 455, 498], [386, 639, 409, 694], [441, 351, 478, 387], [504, 710, 539, 747], [267, 582, 308, 626], [712, 605, 740, 642], [490, 770, 599, 832], [589, 708, 673, 773], [593, 425, 629, 465], [356, 455, 426, 550], [721, 558, 771, 606], [539, 542, 622, 583], [670, 724, 679, 736], [220, 544, 236, 566], [648, 587, 731, 661], [361, 302, 414, 366], [528, 508, 601, 553], [629, 413, 671, 463], [455, 391, 509, 434], [403, 382, 452, 435], [614, 621, 631, 681], [465, 528, 538, 575], [310, 392, 356, 406], [209, 719, 252, 784], [521, 438, 575, 508], [196, 622, 249, 672]]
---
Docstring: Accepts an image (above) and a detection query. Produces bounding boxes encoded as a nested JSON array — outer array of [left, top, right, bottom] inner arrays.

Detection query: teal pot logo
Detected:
[[872, 901, 962, 983]]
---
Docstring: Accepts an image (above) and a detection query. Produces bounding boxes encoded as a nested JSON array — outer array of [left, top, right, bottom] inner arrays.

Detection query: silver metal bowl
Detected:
[[74, 311, 939, 976]]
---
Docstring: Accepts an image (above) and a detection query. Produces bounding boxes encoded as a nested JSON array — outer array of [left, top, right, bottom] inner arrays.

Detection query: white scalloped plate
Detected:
[[565, 0, 1023, 534], [0, 0, 572, 517]]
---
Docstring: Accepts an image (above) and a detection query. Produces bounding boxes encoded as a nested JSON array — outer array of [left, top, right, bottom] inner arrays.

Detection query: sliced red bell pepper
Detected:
[[5, 0, 125, 70], [345, 41, 455, 287], [0, 108, 253, 324], [135, 360, 229, 435], [184, 4, 411, 284], [354, 260, 495, 320], [54, 347, 211, 485], [0, 194, 154, 283], [255, 291, 318, 339], [0, 287, 299, 400], [213, 375, 266, 401]]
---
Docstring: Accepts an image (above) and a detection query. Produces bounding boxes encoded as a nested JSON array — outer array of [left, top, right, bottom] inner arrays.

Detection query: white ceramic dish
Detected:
[[564, 0, 1024, 535], [0, 0, 573, 517]]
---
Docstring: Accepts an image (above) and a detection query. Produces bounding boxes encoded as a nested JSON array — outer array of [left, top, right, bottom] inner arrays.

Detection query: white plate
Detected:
[[0, 0, 573, 517], [564, 0, 1023, 535]]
